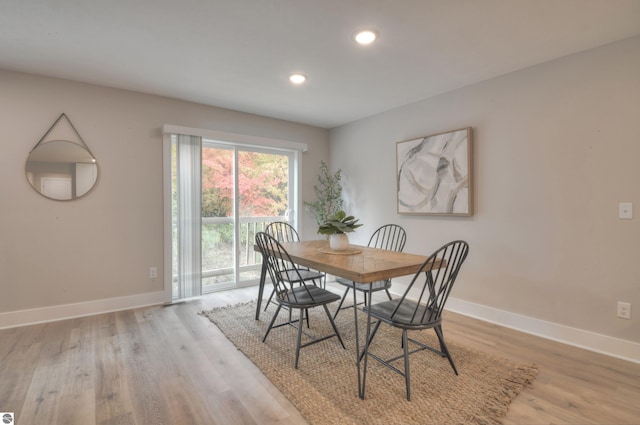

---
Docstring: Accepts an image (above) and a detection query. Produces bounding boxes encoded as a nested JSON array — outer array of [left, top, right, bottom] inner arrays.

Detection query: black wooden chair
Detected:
[[333, 224, 407, 319], [361, 240, 469, 400], [255, 232, 345, 368]]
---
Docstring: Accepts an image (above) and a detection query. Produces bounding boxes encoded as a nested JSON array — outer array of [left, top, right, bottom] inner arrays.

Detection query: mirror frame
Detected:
[[26, 113, 99, 201], [26, 140, 99, 201]]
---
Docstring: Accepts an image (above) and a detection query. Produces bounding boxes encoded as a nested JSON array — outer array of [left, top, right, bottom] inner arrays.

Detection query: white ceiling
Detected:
[[2, 0, 640, 128]]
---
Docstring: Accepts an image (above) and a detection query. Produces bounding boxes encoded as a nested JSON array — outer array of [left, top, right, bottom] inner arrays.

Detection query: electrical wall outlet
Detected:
[[617, 301, 631, 319], [149, 267, 158, 279], [619, 202, 633, 219]]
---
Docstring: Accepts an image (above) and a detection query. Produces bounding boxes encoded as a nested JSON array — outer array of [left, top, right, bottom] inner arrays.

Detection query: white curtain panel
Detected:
[[175, 133, 202, 299]]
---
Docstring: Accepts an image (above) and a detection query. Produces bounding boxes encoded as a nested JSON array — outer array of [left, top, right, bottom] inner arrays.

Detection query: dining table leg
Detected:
[[353, 287, 362, 398], [255, 259, 267, 320], [354, 285, 374, 399], [360, 288, 373, 399]]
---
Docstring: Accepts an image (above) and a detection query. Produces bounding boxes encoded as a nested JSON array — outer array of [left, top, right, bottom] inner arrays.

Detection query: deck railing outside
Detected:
[[200, 216, 285, 286], [172, 216, 287, 290]]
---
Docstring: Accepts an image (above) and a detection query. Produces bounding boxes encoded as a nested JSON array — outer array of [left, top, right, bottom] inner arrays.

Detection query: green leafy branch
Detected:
[[304, 161, 344, 226]]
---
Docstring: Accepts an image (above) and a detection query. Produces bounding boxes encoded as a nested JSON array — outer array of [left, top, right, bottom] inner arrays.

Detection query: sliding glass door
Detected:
[[171, 136, 296, 299]]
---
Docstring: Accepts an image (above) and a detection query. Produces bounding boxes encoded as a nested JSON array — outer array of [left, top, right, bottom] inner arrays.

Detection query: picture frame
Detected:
[[396, 127, 473, 216]]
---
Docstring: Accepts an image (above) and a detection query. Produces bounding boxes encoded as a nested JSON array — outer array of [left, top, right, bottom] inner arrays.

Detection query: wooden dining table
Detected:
[[254, 238, 435, 399]]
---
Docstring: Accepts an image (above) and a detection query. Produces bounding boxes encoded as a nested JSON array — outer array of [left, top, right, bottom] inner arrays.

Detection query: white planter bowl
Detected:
[[329, 233, 349, 251]]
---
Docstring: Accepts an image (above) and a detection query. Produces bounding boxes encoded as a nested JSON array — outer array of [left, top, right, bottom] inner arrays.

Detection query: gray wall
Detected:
[[0, 70, 329, 314], [330, 36, 640, 344]]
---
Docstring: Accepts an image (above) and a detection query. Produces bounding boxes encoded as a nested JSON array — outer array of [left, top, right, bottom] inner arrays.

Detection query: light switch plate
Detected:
[[619, 202, 633, 219]]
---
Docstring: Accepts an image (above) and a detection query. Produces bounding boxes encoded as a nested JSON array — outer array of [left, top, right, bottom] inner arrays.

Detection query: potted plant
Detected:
[[318, 210, 363, 250], [304, 161, 344, 227]]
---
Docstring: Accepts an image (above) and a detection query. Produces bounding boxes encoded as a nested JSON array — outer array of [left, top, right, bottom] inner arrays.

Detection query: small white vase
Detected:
[[329, 233, 349, 251]]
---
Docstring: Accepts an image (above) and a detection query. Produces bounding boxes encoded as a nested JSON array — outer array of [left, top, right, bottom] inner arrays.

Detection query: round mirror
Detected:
[[25, 140, 99, 201]]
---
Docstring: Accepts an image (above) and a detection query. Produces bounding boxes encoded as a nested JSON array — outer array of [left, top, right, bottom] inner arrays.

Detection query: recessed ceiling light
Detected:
[[289, 73, 307, 84], [354, 30, 377, 45]]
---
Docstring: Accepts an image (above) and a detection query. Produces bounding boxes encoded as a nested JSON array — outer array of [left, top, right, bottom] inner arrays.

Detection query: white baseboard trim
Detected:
[[3, 290, 638, 364], [0, 291, 166, 330], [446, 297, 640, 364]]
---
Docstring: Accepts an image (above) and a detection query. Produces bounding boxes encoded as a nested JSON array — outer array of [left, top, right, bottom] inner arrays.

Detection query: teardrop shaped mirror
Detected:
[[25, 114, 99, 201]]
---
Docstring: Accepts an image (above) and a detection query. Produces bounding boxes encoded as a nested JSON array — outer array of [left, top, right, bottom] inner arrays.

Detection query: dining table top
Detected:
[[279, 239, 433, 283]]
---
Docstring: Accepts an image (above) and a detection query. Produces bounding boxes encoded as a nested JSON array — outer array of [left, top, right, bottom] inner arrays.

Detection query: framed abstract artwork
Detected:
[[396, 127, 473, 216]]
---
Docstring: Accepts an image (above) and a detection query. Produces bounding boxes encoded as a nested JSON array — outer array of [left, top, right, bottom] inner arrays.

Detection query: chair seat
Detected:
[[364, 299, 439, 329], [335, 277, 391, 292], [279, 285, 341, 308], [279, 269, 324, 284], [295, 269, 325, 281]]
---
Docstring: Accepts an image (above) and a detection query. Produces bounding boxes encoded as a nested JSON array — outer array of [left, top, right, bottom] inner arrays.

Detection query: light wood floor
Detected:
[[1, 283, 639, 425]]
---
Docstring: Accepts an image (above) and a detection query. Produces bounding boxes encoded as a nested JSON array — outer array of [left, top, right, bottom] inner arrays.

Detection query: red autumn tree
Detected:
[[201, 147, 288, 217]]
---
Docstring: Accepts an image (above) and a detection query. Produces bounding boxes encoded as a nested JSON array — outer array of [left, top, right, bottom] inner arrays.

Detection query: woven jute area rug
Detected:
[[200, 301, 537, 425]]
